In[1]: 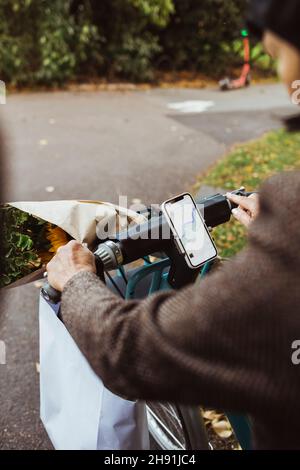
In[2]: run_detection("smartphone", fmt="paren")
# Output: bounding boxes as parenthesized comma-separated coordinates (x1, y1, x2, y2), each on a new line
(162, 192, 218, 269)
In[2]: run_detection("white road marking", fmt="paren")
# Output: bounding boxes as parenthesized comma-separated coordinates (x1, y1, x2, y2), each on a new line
(168, 100, 215, 114)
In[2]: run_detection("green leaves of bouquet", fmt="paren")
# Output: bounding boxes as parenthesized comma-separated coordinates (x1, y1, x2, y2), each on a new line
(0, 206, 50, 287)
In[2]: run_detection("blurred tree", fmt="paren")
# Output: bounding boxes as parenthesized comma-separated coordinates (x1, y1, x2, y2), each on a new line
(0, 0, 38, 85)
(76, 0, 174, 81)
(159, 0, 248, 74)
(0, 0, 101, 85)
(131, 0, 174, 26)
(0, 0, 249, 85)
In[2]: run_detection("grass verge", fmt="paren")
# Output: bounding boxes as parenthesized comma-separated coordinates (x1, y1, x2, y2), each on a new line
(193, 129, 300, 258)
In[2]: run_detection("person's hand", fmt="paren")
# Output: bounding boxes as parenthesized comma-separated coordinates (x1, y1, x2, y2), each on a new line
(226, 193, 260, 228)
(46, 240, 96, 292)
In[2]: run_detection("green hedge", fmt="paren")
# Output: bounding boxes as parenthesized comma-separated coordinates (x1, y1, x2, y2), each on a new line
(0, 0, 102, 85)
(0, 0, 248, 86)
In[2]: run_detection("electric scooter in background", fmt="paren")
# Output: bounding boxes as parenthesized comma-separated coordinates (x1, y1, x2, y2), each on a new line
(219, 29, 251, 91)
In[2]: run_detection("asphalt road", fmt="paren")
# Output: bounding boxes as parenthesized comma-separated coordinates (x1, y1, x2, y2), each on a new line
(0, 84, 294, 449)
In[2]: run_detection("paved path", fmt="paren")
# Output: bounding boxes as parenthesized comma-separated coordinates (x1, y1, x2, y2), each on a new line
(0, 84, 294, 449)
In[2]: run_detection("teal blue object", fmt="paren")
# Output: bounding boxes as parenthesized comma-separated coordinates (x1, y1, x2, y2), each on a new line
(200, 261, 211, 278)
(117, 265, 126, 278)
(125, 258, 171, 300)
(226, 413, 252, 450)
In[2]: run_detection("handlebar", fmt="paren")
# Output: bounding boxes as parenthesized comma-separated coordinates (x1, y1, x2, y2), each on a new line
(41, 188, 254, 303)
(93, 188, 253, 270)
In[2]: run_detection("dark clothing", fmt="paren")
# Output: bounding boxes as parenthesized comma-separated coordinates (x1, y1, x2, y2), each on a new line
(62, 171, 300, 449)
(248, 0, 300, 51)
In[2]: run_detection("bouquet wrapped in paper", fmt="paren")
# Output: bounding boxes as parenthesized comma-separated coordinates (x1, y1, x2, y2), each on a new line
(0, 200, 145, 288)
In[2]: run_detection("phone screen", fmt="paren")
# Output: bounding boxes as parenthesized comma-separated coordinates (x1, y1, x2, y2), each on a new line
(164, 193, 217, 268)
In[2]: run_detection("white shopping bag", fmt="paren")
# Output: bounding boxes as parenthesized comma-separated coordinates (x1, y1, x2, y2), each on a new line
(39, 295, 149, 450)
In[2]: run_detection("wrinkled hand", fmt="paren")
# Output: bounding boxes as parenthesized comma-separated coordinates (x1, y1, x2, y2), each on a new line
(226, 193, 260, 228)
(47, 240, 96, 292)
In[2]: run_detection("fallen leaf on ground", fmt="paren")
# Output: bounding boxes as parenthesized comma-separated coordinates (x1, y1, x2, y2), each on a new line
(212, 419, 233, 439)
(202, 410, 223, 421)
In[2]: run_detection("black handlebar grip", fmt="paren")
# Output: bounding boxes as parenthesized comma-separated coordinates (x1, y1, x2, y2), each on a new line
(41, 281, 62, 304)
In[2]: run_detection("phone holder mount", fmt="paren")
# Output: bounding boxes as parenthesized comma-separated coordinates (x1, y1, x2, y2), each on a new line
(164, 237, 201, 289)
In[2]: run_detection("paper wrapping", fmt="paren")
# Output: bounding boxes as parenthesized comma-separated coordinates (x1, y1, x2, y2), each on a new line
(9, 200, 145, 245)
(5, 200, 146, 288)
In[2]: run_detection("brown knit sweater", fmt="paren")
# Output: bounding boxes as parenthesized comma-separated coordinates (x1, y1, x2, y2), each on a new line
(62, 171, 300, 450)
